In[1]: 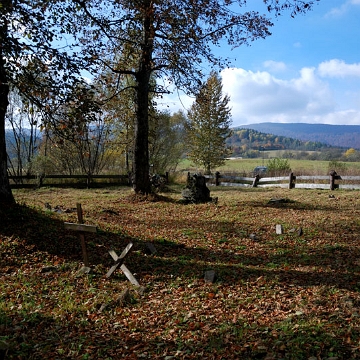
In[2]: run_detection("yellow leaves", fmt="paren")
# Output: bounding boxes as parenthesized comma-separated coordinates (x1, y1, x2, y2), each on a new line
(345, 148, 358, 158)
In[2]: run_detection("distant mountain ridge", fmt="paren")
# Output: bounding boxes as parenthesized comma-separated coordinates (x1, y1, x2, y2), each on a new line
(235, 123, 360, 150)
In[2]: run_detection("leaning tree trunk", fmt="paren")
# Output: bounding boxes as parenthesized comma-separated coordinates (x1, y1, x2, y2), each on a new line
(0, 16, 15, 206)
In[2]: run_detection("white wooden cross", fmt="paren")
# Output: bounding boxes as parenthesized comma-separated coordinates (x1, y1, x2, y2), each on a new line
(106, 242, 139, 286)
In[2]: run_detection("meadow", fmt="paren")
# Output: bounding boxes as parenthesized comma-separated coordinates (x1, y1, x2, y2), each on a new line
(179, 157, 360, 176)
(1, 183, 360, 359)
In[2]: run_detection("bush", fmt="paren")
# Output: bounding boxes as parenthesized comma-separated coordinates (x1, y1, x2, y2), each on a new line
(328, 160, 346, 174)
(267, 158, 291, 176)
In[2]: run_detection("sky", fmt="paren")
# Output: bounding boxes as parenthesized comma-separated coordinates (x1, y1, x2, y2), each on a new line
(160, 0, 360, 128)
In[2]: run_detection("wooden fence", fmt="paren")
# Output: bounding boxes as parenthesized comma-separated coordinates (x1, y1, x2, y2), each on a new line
(8, 172, 170, 189)
(9, 174, 130, 188)
(206, 171, 360, 190)
(9, 171, 360, 190)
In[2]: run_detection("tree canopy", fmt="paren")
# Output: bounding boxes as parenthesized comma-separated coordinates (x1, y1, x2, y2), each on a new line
(0, 0, 96, 204)
(57, 0, 317, 193)
(0, 0, 320, 202)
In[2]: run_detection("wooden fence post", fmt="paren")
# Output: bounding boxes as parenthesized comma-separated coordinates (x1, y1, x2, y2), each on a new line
(252, 174, 260, 188)
(215, 171, 220, 186)
(86, 173, 91, 189)
(330, 170, 341, 190)
(288, 172, 296, 189)
(37, 173, 45, 188)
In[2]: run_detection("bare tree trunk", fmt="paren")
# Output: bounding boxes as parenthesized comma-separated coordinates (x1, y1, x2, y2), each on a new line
(0, 46, 15, 205)
(133, 71, 151, 194)
(132, 2, 153, 194)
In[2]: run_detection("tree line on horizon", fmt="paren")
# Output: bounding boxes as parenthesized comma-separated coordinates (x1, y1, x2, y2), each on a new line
(7, 104, 360, 183)
(235, 123, 360, 150)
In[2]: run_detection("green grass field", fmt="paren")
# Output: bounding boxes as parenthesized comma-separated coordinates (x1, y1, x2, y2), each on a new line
(178, 157, 360, 176)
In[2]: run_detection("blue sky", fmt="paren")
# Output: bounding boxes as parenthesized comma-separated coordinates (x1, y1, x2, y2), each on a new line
(162, 0, 360, 127)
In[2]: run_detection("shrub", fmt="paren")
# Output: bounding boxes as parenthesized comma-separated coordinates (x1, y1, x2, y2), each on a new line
(267, 157, 291, 176)
(328, 160, 346, 174)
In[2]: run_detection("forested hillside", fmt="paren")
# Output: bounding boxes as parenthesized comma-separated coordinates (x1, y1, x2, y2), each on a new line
(227, 128, 335, 158)
(237, 123, 360, 150)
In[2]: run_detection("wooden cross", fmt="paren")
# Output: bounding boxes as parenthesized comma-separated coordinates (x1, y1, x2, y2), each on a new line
(64, 203, 96, 268)
(106, 242, 139, 286)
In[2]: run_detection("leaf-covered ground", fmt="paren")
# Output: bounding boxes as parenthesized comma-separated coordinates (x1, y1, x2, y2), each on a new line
(1, 186, 360, 359)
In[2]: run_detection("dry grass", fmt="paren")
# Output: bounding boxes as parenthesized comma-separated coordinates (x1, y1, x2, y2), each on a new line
(1, 185, 360, 359)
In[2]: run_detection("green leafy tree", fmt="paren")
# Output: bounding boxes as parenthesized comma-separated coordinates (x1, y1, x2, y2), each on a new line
(185, 72, 232, 174)
(60, 0, 317, 194)
(149, 110, 186, 174)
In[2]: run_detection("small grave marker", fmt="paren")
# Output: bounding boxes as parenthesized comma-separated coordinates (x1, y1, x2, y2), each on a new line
(204, 270, 216, 283)
(276, 224, 283, 235)
(145, 242, 157, 255)
(106, 242, 139, 286)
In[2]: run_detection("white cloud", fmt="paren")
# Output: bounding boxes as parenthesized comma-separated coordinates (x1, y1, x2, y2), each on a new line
(157, 89, 194, 114)
(315, 110, 360, 125)
(318, 59, 360, 78)
(263, 60, 287, 72)
(159, 61, 360, 127)
(325, 0, 360, 17)
(325, 4, 348, 17)
(220, 67, 336, 125)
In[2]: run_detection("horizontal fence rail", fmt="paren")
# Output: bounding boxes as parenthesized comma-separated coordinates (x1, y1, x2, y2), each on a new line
(205, 171, 360, 190)
(9, 174, 130, 188)
(8, 172, 170, 189)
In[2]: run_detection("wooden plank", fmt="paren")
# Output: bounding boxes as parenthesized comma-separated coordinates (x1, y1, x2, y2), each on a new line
(106, 263, 120, 278)
(118, 242, 133, 261)
(8, 175, 37, 180)
(211, 182, 250, 188)
(64, 222, 97, 233)
(109, 249, 119, 261)
(79, 233, 90, 267)
(259, 176, 289, 182)
(219, 175, 257, 181)
(340, 176, 360, 181)
(257, 184, 289, 188)
(106, 243, 134, 279)
(294, 183, 330, 189)
(339, 184, 360, 190)
(296, 175, 329, 180)
(120, 264, 140, 286)
(13, 174, 128, 180)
